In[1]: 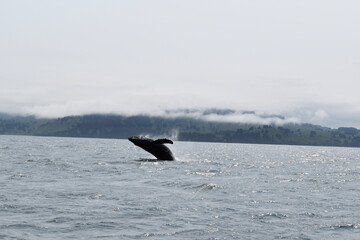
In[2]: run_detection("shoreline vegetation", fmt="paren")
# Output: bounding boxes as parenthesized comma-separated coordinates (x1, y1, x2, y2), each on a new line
(1, 112, 360, 148)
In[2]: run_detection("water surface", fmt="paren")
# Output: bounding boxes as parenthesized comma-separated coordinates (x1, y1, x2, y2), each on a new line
(1, 135, 360, 239)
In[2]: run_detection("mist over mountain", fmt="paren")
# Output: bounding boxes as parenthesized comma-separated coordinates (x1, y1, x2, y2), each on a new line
(1, 109, 360, 147)
(129, 108, 298, 125)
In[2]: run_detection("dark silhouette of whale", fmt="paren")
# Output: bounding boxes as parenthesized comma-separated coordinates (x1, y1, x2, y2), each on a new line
(128, 136, 175, 160)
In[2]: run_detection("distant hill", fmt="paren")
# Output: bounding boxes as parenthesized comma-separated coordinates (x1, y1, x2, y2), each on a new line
(1, 111, 360, 147)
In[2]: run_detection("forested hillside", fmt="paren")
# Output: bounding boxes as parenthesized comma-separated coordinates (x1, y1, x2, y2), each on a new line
(1, 113, 360, 147)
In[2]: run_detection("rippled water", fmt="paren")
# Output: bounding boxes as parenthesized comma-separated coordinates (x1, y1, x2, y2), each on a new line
(1, 135, 360, 239)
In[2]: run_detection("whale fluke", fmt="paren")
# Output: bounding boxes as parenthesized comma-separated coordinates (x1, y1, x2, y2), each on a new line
(128, 136, 175, 160)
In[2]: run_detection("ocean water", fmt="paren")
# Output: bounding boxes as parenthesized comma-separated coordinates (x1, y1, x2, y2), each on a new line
(1, 135, 360, 240)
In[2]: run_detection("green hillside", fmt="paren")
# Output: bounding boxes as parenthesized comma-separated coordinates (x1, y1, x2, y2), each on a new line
(1, 113, 360, 147)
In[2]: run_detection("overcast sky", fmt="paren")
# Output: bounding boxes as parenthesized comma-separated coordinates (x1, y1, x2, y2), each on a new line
(1, 0, 359, 128)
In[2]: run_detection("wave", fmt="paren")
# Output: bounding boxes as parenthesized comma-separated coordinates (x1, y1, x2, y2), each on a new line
(328, 223, 360, 230)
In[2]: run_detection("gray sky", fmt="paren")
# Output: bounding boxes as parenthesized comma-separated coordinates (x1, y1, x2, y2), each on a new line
(1, 0, 359, 128)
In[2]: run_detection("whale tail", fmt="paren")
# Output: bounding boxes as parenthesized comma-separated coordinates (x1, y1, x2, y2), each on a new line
(128, 136, 175, 160)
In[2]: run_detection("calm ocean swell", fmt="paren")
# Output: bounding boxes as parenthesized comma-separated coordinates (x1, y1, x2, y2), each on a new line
(1, 135, 360, 239)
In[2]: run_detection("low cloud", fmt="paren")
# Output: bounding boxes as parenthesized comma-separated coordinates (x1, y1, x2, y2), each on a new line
(5, 98, 359, 129)
(146, 109, 301, 126)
